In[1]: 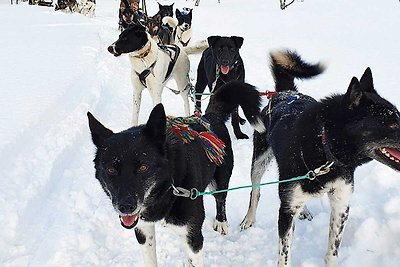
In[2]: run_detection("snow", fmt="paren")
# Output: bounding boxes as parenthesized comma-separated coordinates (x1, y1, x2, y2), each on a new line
(1, 0, 399, 266)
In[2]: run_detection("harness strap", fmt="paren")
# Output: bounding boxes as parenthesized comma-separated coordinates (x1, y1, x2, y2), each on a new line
(136, 60, 156, 87)
(158, 44, 181, 83)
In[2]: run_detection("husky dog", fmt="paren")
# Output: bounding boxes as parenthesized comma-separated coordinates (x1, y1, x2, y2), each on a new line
(55, 0, 96, 17)
(107, 24, 191, 126)
(174, 8, 193, 47)
(88, 81, 265, 266)
(240, 50, 400, 266)
(118, 0, 139, 31)
(157, 2, 174, 19)
(195, 35, 248, 139)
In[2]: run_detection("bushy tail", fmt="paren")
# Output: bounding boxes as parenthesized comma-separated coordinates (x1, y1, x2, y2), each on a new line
(183, 39, 209, 55)
(270, 50, 325, 92)
(205, 81, 265, 133)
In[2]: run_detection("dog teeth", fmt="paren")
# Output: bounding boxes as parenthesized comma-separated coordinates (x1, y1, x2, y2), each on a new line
(379, 148, 400, 163)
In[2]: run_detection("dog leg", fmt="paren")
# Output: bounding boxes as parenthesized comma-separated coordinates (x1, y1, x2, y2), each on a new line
(231, 107, 249, 139)
(240, 135, 271, 230)
(194, 57, 207, 113)
(298, 205, 313, 221)
(185, 228, 204, 267)
(169, 222, 204, 266)
(325, 181, 353, 267)
(135, 223, 157, 267)
(211, 151, 233, 235)
(278, 186, 309, 267)
(174, 72, 191, 116)
(132, 78, 144, 126)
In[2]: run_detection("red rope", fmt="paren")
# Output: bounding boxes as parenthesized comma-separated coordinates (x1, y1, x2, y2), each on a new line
(259, 91, 277, 99)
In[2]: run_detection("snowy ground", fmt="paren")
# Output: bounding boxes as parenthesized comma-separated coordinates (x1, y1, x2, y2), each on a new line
(1, 0, 400, 266)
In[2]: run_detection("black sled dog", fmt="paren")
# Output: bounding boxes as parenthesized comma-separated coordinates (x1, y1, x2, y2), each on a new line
(239, 50, 400, 266)
(88, 81, 265, 266)
(195, 35, 248, 140)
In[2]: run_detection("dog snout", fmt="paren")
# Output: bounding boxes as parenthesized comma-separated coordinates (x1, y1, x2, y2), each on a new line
(183, 23, 190, 30)
(118, 203, 137, 214)
(221, 59, 230, 66)
(107, 44, 116, 53)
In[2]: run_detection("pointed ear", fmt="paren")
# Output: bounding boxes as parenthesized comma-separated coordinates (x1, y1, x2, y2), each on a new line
(344, 77, 363, 109)
(207, 36, 220, 47)
(143, 104, 166, 145)
(359, 67, 376, 94)
(231, 36, 244, 48)
(175, 8, 181, 17)
(87, 112, 113, 147)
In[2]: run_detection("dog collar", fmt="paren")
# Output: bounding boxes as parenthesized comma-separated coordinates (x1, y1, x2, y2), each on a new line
(134, 41, 152, 59)
(320, 125, 345, 167)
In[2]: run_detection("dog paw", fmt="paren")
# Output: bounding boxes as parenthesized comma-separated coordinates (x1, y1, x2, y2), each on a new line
(298, 206, 314, 221)
(236, 133, 249, 139)
(213, 220, 229, 235)
(239, 118, 246, 125)
(239, 217, 255, 230)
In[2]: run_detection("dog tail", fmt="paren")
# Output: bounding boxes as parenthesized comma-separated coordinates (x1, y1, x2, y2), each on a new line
(183, 39, 209, 55)
(270, 50, 325, 92)
(205, 81, 266, 133)
(162, 16, 178, 28)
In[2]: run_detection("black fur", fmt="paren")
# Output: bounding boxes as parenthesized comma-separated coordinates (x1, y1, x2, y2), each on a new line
(88, 81, 263, 262)
(158, 3, 173, 19)
(195, 35, 248, 139)
(176, 8, 192, 31)
(107, 24, 148, 57)
(242, 50, 400, 265)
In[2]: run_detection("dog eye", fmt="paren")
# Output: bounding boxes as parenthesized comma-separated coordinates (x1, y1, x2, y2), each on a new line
(122, 36, 128, 41)
(138, 164, 149, 173)
(230, 48, 235, 52)
(106, 167, 118, 176)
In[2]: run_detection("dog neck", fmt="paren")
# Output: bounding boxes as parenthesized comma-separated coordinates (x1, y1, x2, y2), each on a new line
(129, 36, 159, 72)
(319, 122, 346, 168)
(176, 27, 192, 44)
(133, 40, 152, 59)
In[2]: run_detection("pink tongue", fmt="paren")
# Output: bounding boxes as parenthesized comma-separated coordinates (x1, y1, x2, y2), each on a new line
(386, 148, 400, 160)
(121, 214, 138, 227)
(220, 65, 230, 75)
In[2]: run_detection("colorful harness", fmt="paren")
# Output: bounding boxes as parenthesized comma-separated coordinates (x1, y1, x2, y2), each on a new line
(166, 116, 225, 165)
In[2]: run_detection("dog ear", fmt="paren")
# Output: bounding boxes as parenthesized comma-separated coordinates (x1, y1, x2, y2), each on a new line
(87, 112, 114, 147)
(359, 67, 376, 94)
(144, 104, 166, 145)
(207, 36, 221, 47)
(231, 36, 244, 48)
(175, 8, 181, 17)
(344, 77, 363, 109)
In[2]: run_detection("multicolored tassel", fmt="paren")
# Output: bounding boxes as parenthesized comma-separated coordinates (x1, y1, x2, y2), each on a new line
(166, 116, 225, 165)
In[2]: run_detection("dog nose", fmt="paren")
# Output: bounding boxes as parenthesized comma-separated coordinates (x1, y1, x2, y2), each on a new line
(118, 203, 136, 214)
(107, 44, 116, 54)
(221, 59, 230, 66)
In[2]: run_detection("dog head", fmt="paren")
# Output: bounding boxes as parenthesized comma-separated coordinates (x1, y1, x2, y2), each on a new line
(107, 24, 148, 57)
(207, 35, 244, 75)
(88, 104, 171, 228)
(338, 68, 400, 171)
(158, 2, 174, 18)
(144, 14, 162, 37)
(55, 0, 77, 11)
(176, 8, 192, 31)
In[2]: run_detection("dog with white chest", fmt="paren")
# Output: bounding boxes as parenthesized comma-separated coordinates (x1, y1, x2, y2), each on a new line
(107, 24, 192, 126)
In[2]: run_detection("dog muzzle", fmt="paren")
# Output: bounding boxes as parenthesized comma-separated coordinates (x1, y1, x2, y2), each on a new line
(119, 213, 140, 229)
(107, 43, 121, 57)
